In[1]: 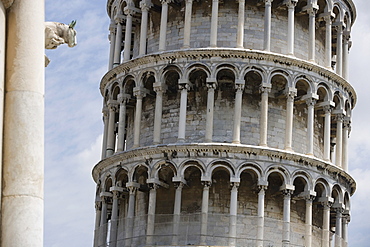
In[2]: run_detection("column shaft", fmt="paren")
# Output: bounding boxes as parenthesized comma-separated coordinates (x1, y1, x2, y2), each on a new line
(236, 0, 245, 48)
(159, 0, 170, 51)
(2, 1, 45, 246)
(106, 103, 117, 156)
(259, 87, 270, 146)
(335, 115, 343, 168)
(117, 96, 128, 152)
(256, 186, 266, 247)
(232, 84, 244, 144)
(205, 82, 216, 142)
(322, 203, 331, 247)
(109, 190, 121, 247)
(323, 106, 332, 161)
(133, 88, 145, 148)
(146, 185, 158, 246)
(342, 120, 350, 172)
(334, 209, 342, 247)
(308, 9, 316, 61)
(282, 190, 292, 247)
(109, 23, 116, 69)
(342, 33, 350, 80)
(139, 1, 152, 56)
(229, 183, 239, 246)
(264, 0, 272, 51)
(98, 196, 110, 246)
(125, 187, 137, 246)
(153, 84, 164, 144)
(101, 108, 109, 159)
(200, 182, 210, 245)
(123, 10, 134, 61)
(305, 198, 313, 247)
(172, 183, 183, 245)
(336, 24, 343, 76)
(93, 202, 102, 247)
(324, 15, 332, 68)
(113, 20, 123, 66)
(342, 216, 348, 247)
(178, 83, 189, 141)
(285, 91, 296, 150)
(287, 2, 296, 55)
(210, 0, 219, 47)
(183, 0, 193, 48)
(306, 98, 315, 155)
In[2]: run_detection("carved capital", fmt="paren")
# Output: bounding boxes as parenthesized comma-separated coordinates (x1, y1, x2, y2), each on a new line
(133, 87, 147, 99)
(235, 83, 245, 92)
(95, 201, 102, 211)
(202, 181, 212, 188)
(153, 82, 167, 93)
(117, 93, 131, 104)
(286, 89, 297, 100)
(335, 114, 344, 123)
(174, 182, 184, 190)
(281, 189, 293, 198)
(258, 185, 268, 192)
(306, 98, 316, 107)
(140, 0, 153, 11)
(323, 105, 332, 114)
(108, 102, 118, 112)
(285, 0, 298, 9)
(231, 182, 240, 190)
(178, 83, 191, 91)
(1, 0, 14, 9)
(160, 0, 173, 5)
(260, 86, 271, 94)
(124, 7, 136, 16)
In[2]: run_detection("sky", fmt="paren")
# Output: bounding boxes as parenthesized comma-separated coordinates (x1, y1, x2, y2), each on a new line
(44, 0, 370, 246)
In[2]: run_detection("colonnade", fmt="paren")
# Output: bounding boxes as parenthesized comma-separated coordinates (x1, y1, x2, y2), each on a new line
(101, 76, 352, 172)
(94, 175, 349, 247)
(107, 0, 352, 79)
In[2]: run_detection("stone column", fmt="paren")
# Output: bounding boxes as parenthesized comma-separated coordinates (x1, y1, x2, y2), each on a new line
(236, 0, 245, 48)
(106, 101, 117, 157)
(109, 186, 124, 247)
(342, 31, 350, 80)
(113, 15, 123, 67)
(133, 87, 146, 148)
(159, 0, 172, 51)
(139, 0, 152, 56)
(323, 14, 333, 69)
(146, 184, 158, 246)
(229, 182, 239, 246)
(98, 192, 112, 246)
(2, 1, 44, 246)
(232, 82, 245, 144)
(285, 89, 296, 151)
(307, 7, 317, 62)
(335, 114, 344, 168)
(259, 85, 271, 147)
(321, 200, 332, 247)
(263, 0, 273, 51)
(342, 119, 350, 172)
(172, 182, 184, 245)
(342, 214, 349, 247)
(205, 79, 217, 142)
(306, 98, 316, 155)
(153, 82, 167, 144)
(334, 208, 343, 247)
(108, 22, 117, 69)
(178, 80, 190, 142)
(323, 105, 332, 161)
(125, 185, 138, 246)
(210, 0, 219, 47)
(123, 7, 135, 61)
(101, 107, 109, 159)
(305, 195, 315, 247)
(282, 189, 293, 247)
(335, 22, 343, 76)
(256, 185, 267, 247)
(117, 94, 130, 152)
(93, 201, 102, 247)
(286, 0, 297, 55)
(183, 0, 193, 48)
(200, 181, 211, 245)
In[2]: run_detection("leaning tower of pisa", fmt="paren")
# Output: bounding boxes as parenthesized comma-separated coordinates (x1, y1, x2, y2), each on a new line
(93, 0, 356, 246)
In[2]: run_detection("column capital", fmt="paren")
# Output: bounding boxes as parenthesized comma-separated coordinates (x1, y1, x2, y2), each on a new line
(323, 104, 333, 114)
(306, 97, 316, 107)
(153, 82, 168, 93)
(133, 86, 148, 99)
(202, 181, 212, 188)
(185, 0, 193, 4)
(284, 0, 298, 8)
(178, 79, 192, 91)
(260, 85, 271, 94)
(258, 185, 268, 191)
(107, 101, 118, 112)
(231, 182, 240, 190)
(102, 106, 109, 116)
(173, 181, 184, 190)
(206, 78, 217, 89)
(160, 0, 173, 4)
(114, 14, 125, 25)
(117, 93, 131, 103)
(334, 113, 345, 122)
(140, 0, 153, 11)
(124, 6, 137, 16)
(95, 201, 102, 210)
(235, 83, 245, 92)
(302, 3, 319, 15)
(343, 117, 351, 129)
(285, 88, 297, 99)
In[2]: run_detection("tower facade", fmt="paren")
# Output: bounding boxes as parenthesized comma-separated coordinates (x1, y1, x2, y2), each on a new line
(93, 0, 357, 246)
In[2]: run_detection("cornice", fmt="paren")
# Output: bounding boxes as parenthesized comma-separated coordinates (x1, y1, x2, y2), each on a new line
(1, 0, 14, 9)
(99, 48, 357, 108)
(92, 143, 356, 195)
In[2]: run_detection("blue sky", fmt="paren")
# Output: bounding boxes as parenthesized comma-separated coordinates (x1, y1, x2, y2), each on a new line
(44, 0, 370, 246)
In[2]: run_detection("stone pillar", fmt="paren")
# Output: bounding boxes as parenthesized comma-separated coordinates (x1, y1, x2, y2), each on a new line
(159, 0, 172, 51)
(93, 201, 102, 247)
(335, 22, 343, 76)
(113, 15, 123, 67)
(117, 94, 130, 152)
(133, 87, 146, 148)
(109, 186, 124, 247)
(259, 85, 271, 147)
(307, 7, 317, 62)
(101, 107, 109, 159)
(335, 114, 344, 168)
(229, 182, 239, 246)
(342, 119, 350, 172)
(305, 195, 315, 247)
(285, 89, 296, 151)
(205, 79, 217, 142)
(178, 80, 190, 142)
(236, 0, 245, 48)
(146, 184, 158, 246)
(153, 82, 166, 144)
(263, 0, 273, 51)
(232, 82, 245, 144)
(98, 192, 112, 246)
(125, 185, 138, 246)
(342, 214, 349, 247)
(306, 98, 316, 155)
(183, 0, 193, 48)
(2, 1, 45, 246)
(282, 189, 293, 247)
(108, 22, 116, 69)
(210, 0, 219, 47)
(139, 0, 152, 56)
(256, 185, 267, 247)
(286, 0, 297, 55)
(323, 14, 333, 69)
(323, 105, 332, 161)
(334, 208, 343, 247)
(106, 101, 117, 157)
(200, 181, 211, 245)
(321, 200, 332, 247)
(342, 31, 350, 80)
(172, 182, 184, 245)
(123, 7, 135, 62)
